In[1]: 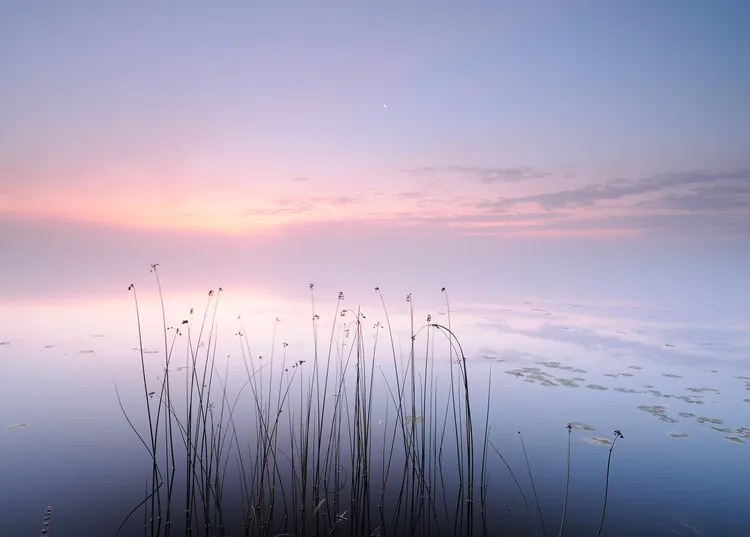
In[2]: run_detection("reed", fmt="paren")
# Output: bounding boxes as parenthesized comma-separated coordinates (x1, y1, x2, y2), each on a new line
(519, 430, 547, 537)
(595, 430, 624, 537)
(558, 422, 573, 537)
(116, 269, 626, 537)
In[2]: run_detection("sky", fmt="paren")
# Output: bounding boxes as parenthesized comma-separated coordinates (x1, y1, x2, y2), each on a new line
(1, 1, 749, 304)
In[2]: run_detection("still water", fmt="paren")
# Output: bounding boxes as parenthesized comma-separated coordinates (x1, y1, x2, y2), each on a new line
(1, 284, 748, 536)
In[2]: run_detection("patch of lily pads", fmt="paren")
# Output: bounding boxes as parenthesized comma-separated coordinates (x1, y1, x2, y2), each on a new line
(536, 361, 576, 371)
(686, 387, 720, 394)
(696, 416, 724, 425)
(614, 387, 646, 394)
(569, 422, 596, 431)
(583, 437, 612, 446)
(638, 405, 679, 423)
(7, 422, 27, 430)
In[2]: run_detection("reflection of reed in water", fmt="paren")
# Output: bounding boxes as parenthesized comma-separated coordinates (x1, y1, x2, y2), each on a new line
(40, 505, 52, 536)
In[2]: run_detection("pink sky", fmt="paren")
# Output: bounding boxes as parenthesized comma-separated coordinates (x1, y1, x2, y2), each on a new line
(1, 2, 748, 305)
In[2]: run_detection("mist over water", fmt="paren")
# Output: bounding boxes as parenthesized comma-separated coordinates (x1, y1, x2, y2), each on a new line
(2, 265, 748, 536)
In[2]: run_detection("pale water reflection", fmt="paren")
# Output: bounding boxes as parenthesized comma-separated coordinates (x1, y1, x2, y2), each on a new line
(1, 286, 749, 536)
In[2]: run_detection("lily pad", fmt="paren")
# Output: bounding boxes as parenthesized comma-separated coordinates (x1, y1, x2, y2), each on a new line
(668, 432, 689, 439)
(678, 412, 696, 418)
(696, 416, 724, 425)
(686, 387, 720, 394)
(614, 387, 644, 394)
(725, 436, 746, 444)
(570, 422, 596, 431)
(585, 384, 608, 391)
(583, 437, 612, 446)
(672, 395, 704, 405)
(638, 405, 679, 422)
(639, 405, 667, 414)
(7, 422, 27, 430)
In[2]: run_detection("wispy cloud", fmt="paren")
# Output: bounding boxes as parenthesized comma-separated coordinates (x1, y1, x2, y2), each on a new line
(404, 165, 548, 183)
(483, 170, 750, 210)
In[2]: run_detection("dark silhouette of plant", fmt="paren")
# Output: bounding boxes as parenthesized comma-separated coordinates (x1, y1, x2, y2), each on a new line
(595, 429, 624, 537)
(558, 422, 573, 537)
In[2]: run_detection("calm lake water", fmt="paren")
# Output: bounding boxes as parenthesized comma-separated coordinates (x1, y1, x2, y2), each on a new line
(1, 285, 749, 536)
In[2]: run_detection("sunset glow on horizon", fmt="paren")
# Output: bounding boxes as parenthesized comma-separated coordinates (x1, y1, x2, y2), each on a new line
(2, 1, 749, 301)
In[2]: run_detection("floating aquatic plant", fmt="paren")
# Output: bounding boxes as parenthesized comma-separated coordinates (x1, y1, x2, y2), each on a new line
(7, 422, 27, 430)
(696, 416, 724, 425)
(686, 387, 720, 394)
(584, 437, 612, 446)
(668, 432, 689, 439)
(613, 387, 644, 394)
(557, 378, 579, 388)
(638, 405, 679, 423)
(569, 422, 596, 432)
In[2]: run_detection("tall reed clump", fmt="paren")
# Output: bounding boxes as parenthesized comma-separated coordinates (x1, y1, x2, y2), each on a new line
(116, 273, 486, 537)
(116, 267, 627, 537)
